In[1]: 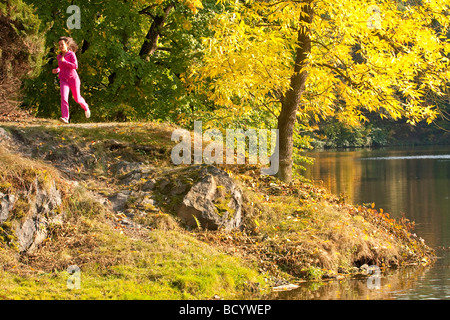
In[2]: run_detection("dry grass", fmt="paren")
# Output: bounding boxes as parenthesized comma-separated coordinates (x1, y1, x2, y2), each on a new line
(0, 142, 266, 299)
(194, 170, 434, 280)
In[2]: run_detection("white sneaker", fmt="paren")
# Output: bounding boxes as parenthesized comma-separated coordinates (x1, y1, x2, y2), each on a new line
(60, 117, 69, 124)
(85, 109, 91, 118)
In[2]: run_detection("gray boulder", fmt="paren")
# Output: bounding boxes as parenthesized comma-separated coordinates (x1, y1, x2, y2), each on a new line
(171, 166, 243, 231)
(108, 164, 244, 232)
(0, 127, 11, 143)
(0, 178, 64, 253)
(0, 193, 16, 223)
(108, 190, 132, 212)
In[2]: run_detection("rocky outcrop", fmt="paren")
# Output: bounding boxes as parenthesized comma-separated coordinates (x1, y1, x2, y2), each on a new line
(109, 163, 244, 232)
(0, 127, 11, 143)
(173, 166, 243, 231)
(0, 178, 64, 253)
(0, 193, 15, 223)
(2, 119, 246, 251)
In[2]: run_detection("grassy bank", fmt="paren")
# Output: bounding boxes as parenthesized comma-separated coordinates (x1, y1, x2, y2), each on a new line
(0, 120, 435, 299)
(0, 126, 264, 299)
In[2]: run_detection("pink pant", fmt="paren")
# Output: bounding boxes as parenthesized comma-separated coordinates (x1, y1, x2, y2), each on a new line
(60, 76, 89, 119)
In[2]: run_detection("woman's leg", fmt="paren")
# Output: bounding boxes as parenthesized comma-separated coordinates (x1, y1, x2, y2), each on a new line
(60, 79, 70, 119)
(69, 77, 89, 111)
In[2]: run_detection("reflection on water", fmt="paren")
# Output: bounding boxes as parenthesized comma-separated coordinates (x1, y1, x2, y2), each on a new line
(359, 155, 450, 160)
(270, 264, 443, 300)
(303, 146, 450, 248)
(279, 146, 450, 300)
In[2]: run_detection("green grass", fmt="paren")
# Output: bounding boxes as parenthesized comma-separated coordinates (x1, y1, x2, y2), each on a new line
(0, 227, 264, 299)
(0, 220, 265, 300)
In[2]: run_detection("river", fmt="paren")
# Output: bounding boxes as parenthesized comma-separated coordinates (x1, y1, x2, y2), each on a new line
(271, 146, 450, 300)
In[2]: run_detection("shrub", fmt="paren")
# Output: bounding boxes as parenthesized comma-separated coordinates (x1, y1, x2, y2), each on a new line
(0, 0, 46, 114)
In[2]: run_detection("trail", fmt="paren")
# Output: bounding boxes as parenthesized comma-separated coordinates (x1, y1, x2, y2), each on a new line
(0, 118, 143, 129)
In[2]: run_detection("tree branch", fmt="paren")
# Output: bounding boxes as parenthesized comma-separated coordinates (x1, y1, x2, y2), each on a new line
(139, 4, 174, 58)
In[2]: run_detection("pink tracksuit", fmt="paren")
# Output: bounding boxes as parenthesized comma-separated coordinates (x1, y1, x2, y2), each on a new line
(55, 50, 89, 119)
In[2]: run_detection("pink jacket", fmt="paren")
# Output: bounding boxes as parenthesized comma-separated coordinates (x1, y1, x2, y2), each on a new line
(55, 50, 79, 81)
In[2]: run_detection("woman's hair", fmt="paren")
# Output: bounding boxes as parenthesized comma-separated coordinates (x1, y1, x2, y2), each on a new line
(59, 36, 78, 53)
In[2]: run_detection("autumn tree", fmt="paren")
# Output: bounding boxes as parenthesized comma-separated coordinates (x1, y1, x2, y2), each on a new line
(189, 0, 450, 182)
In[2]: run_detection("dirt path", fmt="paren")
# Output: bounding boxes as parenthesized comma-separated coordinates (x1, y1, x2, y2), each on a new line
(0, 118, 139, 129)
(0, 109, 155, 129)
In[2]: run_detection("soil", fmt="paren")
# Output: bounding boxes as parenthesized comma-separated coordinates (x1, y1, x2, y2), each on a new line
(0, 109, 40, 123)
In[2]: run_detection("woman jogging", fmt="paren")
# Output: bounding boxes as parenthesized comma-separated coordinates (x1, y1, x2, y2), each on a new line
(52, 36, 90, 123)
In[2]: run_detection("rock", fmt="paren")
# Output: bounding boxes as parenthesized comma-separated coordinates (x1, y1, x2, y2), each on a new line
(142, 179, 156, 191)
(109, 164, 244, 232)
(108, 190, 131, 212)
(158, 179, 172, 193)
(117, 164, 155, 186)
(0, 193, 16, 223)
(360, 264, 370, 273)
(119, 170, 143, 186)
(0, 127, 11, 142)
(337, 266, 348, 274)
(111, 161, 142, 175)
(19, 180, 63, 253)
(272, 283, 300, 292)
(105, 139, 127, 150)
(170, 181, 188, 196)
(0, 178, 65, 253)
(109, 189, 160, 216)
(16, 216, 48, 253)
(141, 196, 158, 211)
(34, 180, 62, 213)
(173, 165, 243, 231)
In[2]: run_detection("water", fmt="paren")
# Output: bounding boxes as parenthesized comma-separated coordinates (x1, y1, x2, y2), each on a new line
(272, 146, 450, 300)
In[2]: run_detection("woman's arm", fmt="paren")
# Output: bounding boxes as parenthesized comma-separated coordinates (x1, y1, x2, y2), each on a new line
(59, 51, 78, 70)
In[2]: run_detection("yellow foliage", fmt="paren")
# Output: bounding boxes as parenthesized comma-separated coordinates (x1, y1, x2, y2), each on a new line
(181, 0, 203, 14)
(188, 0, 449, 126)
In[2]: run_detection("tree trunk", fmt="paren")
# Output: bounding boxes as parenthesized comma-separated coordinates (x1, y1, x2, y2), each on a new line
(107, 4, 174, 87)
(139, 4, 174, 58)
(276, 2, 314, 183)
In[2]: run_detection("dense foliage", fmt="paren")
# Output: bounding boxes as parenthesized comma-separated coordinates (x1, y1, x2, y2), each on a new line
(5, 0, 449, 176)
(21, 0, 219, 123)
(0, 0, 45, 114)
